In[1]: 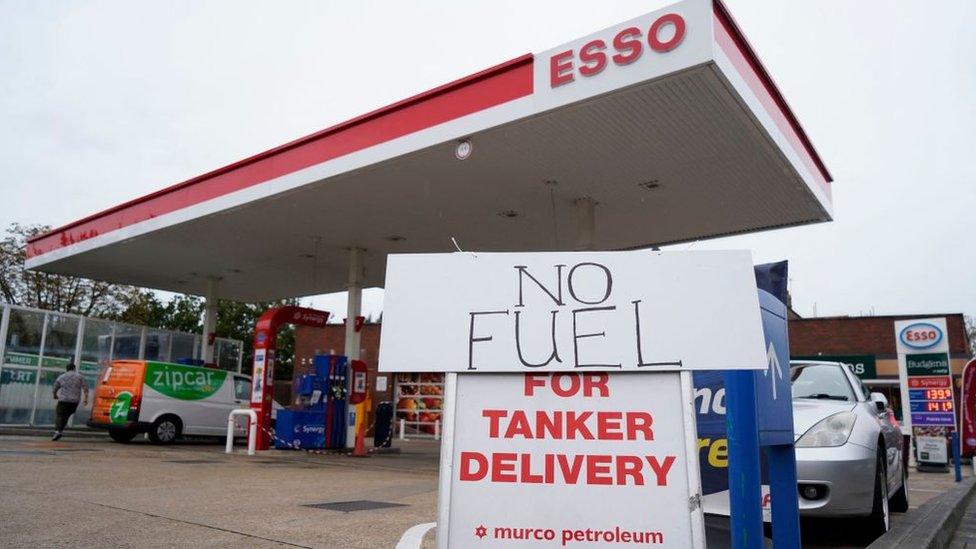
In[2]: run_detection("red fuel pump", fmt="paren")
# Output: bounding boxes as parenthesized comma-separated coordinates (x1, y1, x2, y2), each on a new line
(250, 306, 330, 451)
(349, 360, 368, 405)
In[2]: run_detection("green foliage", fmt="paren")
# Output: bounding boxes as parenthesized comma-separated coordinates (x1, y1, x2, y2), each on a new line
(216, 299, 300, 380)
(0, 223, 139, 316)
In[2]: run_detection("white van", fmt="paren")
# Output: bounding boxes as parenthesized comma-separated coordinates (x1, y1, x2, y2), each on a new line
(89, 360, 252, 444)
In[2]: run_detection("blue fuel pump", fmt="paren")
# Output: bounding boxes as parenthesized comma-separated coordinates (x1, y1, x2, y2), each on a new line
(275, 354, 348, 449)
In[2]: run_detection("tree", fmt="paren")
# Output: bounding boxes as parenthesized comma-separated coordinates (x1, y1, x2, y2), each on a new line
(112, 292, 203, 333)
(966, 315, 976, 357)
(0, 223, 138, 316)
(215, 299, 299, 380)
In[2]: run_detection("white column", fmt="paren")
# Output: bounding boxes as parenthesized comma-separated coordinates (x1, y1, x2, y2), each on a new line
(344, 248, 364, 361)
(345, 248, 364, 447)
(574, 197, 596, 251)
(202, 278, 219, 364)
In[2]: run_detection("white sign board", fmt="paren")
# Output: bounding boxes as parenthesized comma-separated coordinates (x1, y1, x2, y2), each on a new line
(441, 372, 702, 548)
(916, 436, 948, 465)
(894, 317, 954, 434)
(379, 251, 765, 372)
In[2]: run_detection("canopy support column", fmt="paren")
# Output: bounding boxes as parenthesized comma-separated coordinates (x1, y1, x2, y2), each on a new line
(345, 248, 365, 447)
(574, 197, 596, 251)
(202, 277, 219, 364)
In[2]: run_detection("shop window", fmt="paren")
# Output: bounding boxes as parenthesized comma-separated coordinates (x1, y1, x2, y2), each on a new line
(395, 373, 444, 437)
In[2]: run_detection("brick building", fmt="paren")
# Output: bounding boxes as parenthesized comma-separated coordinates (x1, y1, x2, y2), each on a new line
(789, 313, 972, 422)
(789, 313, 972, 379)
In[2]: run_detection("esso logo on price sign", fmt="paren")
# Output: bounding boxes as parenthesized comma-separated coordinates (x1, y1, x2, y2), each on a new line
(550, 13, 686, 88)
(899, 323, 943, 349)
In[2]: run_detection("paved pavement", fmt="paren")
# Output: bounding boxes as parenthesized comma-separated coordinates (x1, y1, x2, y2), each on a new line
(0, 433, 440, 548)
(0, 432, 970, 548)
(951, 482, 976, 548)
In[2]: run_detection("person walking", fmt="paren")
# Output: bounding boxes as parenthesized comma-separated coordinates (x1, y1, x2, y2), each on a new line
(52, 362, 89, 441)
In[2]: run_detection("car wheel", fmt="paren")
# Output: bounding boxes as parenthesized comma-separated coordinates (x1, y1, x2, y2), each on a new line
(863, 447, 890, 538)
(148, 416, 181, 444)
(889, 456, 910, 513)
(108, 428, 138, 443)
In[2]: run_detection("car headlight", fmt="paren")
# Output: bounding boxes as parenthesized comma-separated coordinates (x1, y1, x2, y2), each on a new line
(796, 411, 856, 448)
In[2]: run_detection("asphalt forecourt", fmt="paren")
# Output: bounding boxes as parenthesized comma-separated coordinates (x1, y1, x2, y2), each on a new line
(0, 434, 440, 549)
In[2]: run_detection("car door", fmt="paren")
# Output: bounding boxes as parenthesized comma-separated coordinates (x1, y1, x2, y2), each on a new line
(853, 373, 902, 489)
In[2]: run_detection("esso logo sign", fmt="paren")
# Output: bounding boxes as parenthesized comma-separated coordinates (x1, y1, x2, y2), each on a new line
(900, 323, 943, 349)
(550, 13, 686, 88)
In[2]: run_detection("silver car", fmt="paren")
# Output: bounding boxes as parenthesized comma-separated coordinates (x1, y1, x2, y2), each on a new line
(791, 360, 908, 537)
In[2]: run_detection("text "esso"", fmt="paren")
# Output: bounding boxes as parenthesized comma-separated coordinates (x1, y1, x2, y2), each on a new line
(550, 13, 686, 88)
(900, 323, 943, 349)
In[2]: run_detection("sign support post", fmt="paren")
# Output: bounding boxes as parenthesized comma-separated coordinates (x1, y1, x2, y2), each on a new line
(725, 370, 763, 548)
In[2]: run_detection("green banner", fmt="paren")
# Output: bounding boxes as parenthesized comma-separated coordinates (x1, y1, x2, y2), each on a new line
(3, 351, 99, 371)
(906, 353, 950, 376)
(792, 355, 877, 380)
(0, 368, 36, 385)
(145, 362, 226, 400)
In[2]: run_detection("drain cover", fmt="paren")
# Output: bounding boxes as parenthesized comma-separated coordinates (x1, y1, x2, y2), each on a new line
(164, 459, 220, 464)
(304, 500, 407, 512)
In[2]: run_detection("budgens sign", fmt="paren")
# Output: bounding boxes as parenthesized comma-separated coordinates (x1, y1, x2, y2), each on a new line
(145, 362, 226, 400)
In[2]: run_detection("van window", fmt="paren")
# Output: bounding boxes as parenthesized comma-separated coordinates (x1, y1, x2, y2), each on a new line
(234, 377, 251, 401)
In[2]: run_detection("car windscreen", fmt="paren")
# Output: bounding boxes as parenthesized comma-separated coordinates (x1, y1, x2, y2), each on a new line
(790, 364, 854, 401)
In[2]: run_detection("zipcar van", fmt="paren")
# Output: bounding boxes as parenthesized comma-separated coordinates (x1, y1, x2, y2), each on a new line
(89, 360, 252, 444)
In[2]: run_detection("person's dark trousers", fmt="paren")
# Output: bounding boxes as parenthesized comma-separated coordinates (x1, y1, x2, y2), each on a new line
(55, 401, 79, 432)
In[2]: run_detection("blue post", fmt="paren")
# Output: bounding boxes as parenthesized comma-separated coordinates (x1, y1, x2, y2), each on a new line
(952, 430, 962, 483)
(768, 444, 801, 547)
(725, 369, 763, 548)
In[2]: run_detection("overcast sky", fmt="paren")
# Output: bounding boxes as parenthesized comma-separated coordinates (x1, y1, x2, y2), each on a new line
(1, 0, 973, 322)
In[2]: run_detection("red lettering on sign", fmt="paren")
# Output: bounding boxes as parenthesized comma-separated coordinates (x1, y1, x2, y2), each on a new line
(550, 50, 575, 87)
(491, 452, 518, 482)
(557, 454, 585, 483)
(586, 454, 614, 485)
(459, 451, 488, 481)
(548, 13, 686, 88)
(553, 373, 581, 397)
(626, 411, 654, 440)
(646, 455, 676, 486)
(578, 39, 608, 77)
(483, 409, 506, 437)
(566, 411, 595, 439)
(597, 411, 623, 440)
(616, 455, 644, 485)
(520, 453, 544, 483)
(612, 27, 643, 65)
(504, 410, 534, 439)
(648, 13, 685, 52)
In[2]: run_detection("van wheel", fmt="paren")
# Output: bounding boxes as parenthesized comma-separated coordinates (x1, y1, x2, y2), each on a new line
(889, 457, 909, 513)
(862, 447, 890, 539)
(148, 416, 181, 444)
(108, 428, 137, 443)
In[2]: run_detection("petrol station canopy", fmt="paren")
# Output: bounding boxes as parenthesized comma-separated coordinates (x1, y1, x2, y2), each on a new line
(26, 0, 832, 302)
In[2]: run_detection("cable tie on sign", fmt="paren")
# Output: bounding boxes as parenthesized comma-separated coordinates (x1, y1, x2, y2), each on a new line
(450, 237, 477, 258)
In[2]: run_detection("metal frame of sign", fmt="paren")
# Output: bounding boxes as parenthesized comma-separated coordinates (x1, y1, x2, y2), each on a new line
(435, 371, 706, 549)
